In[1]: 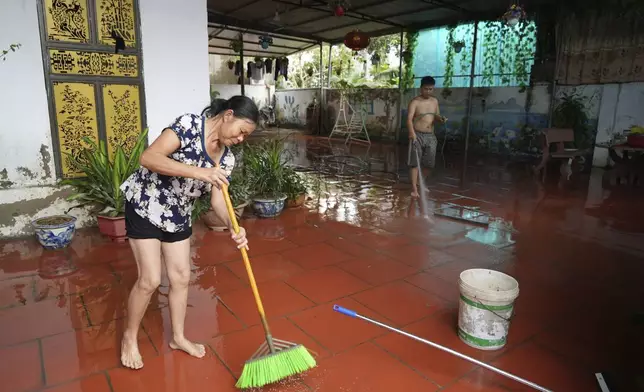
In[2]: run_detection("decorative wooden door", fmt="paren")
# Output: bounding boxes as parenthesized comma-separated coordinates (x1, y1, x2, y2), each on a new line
(38, 0, 146, 178)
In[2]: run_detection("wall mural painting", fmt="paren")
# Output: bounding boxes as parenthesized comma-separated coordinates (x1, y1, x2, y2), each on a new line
(279, 95, 304, 126)
(45, 0, 90, 43)
(102, 84, 142, 157)
(49, 49, 138, 77)
(96, 0, 137, 47)
(52, 82, 100, 177)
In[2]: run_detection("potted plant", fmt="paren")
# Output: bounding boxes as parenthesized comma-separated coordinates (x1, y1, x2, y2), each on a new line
(31, 215, 77, 250)
(193, 168, 251, 230)
(227, 59, 235, 70)
(241, 139, 290, 218)
(62, 129, 148, 242)
(284, 170, 307, 208)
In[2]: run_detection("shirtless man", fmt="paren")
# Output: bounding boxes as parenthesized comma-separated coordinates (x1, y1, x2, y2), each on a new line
(407, 76, 447, 198)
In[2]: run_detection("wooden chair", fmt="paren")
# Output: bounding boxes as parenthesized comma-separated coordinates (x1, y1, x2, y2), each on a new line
(533, 128, 586, 182)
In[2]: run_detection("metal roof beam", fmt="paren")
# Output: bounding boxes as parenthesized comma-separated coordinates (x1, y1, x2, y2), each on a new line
(327, 10, 500, 44)
(310, 4, 443, 34)
(226, 0, 265, 15)
(282, 0, 384, 28)
(208, 45, 289, 56)
(270, 0, 403, 28)
(210, 35, 303, 51)
(207, 12, 328, 43)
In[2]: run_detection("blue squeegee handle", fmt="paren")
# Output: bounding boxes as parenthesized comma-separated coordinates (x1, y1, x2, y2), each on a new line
(332, 305, 552, 392)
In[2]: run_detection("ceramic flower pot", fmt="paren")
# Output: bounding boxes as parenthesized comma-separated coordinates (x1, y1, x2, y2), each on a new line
(202, 203, 247, 231)
(97, 215, 127, 242)
(252, 195, 287, 218)
(286, 193, 306, 208)
(32, 215, 77, 250)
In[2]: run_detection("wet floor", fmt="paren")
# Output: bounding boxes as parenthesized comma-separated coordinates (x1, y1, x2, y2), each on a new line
(1, 134, 643, 391)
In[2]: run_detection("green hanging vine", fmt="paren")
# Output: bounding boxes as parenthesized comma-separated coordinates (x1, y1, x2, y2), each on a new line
(442, 25, 456, 98)
(479, 20, 536, 90)
(459, 24, 473, 76)
(401, 30, 419, 91)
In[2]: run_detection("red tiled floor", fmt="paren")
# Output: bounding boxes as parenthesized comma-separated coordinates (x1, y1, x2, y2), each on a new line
(405, 271, 461, 305)
(1, 144, 642, 391)
(41, 373, 111, 392)
(287, 265, 370, 304)
(352, 280, 446, 326)
(0, 340, 43, 392)
(41, 319, 157, 386)
(0, 297, 83, 347)
(218, 280, 314, 326)
(280, 242, 353, 270)
(0, 276, 32, 308)
(209, 317, 330, 377)
(303, 342, 439, 391)
(142, 296, 244, 353)
(281, 224, 336, 246)
(339, 254, 418, 285)
(288, 297, 387, 353)
(225, 252, 304, 283)
(488, 341, 597, 391)
(107, 349, 237, 392)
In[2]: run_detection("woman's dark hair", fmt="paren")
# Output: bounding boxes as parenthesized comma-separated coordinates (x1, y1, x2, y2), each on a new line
(201, 95, 259, 123)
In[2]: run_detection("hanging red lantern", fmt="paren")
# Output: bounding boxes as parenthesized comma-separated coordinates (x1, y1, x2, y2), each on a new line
(334, 5, 345, 16)
(343, 30, 369, 51)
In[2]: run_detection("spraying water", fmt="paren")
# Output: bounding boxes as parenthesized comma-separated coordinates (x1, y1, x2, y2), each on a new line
(412, 142, 433, 221)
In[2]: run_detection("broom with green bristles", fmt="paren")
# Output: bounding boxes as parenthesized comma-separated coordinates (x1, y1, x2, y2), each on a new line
(220, 183, 316, 389)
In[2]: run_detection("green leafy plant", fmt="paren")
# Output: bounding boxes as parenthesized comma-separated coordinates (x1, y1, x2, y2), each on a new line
(237, 137, 303, 200)
(191, 167, 252, 221)
(553, 92, 594, 149)
(1, 43, 21, 62)
(401, 30, 418, 91)
(62, 129, 148, 217)
(283, 170, 307, 201)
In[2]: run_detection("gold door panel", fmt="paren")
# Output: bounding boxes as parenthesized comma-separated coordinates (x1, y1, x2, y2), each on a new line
(102, 84, 142, 158)
(49, 49, 138, 77)
(52, 82, 100, 177)
(96, 0, 137, 48)
(44, 0, 90, 43)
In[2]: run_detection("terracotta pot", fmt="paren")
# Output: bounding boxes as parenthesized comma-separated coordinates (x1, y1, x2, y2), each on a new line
(97, 215, 127, 242)
(286, 193, 306, 208)
(202, 203, 246, 231)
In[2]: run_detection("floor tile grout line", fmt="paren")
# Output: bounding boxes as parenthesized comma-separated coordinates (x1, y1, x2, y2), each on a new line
(214, 294, 248, 329)
(370, 340, 442, 390)
(37, 338, 47, 388)
(206, 342, 238, 382)
(103, 370, 115, 392)
(285, 315, 332, 358)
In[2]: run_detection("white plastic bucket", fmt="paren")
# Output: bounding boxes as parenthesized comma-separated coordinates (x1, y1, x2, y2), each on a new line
(457, 268, 519, 351)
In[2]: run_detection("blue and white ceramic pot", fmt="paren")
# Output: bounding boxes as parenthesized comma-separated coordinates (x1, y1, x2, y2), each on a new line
(32, 215, 77, 250)
(251, 195, 287, 218)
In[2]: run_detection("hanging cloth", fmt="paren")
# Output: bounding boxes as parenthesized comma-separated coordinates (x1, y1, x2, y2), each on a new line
(274, 58, 281, 81)
(234, 60, 241, 76)
(264, 58, 273, 73)
(246, 62, 252, 79)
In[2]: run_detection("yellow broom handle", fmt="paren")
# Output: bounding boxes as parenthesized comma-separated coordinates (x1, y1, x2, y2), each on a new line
(220, 184, 272, 338)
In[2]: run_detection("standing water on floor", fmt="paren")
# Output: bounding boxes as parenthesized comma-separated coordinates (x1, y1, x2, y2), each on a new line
(413, 143, 432, 219)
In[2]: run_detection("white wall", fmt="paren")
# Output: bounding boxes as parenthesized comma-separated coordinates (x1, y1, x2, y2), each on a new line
(140, 0, 210, 141)
(593, 83, 644, 166)
(0, 0, 212, 238)
(0, 0, 92, 237)
(0, 0, 55, 189)
(211, 83, 273, 108)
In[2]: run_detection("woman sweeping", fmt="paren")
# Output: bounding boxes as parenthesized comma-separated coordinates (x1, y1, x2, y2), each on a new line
(119, 96, 258, 369)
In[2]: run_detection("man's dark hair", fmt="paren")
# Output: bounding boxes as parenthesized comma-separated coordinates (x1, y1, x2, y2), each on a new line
(420, 76, 436, 87)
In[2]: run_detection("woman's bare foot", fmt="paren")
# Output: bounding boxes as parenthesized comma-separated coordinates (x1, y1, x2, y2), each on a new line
(411, 191, 420, 198)
(169, 337, 206, 358)
(121, 336, 144, 369)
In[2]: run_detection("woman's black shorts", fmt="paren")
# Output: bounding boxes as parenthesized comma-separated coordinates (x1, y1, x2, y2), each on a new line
(125, 201, 192, 243)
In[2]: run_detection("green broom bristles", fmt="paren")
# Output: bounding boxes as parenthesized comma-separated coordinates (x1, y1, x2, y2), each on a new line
(235, 345, 316, 389)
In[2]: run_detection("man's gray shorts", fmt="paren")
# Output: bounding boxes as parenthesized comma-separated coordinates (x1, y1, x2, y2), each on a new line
(408, 132, 438, 169)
